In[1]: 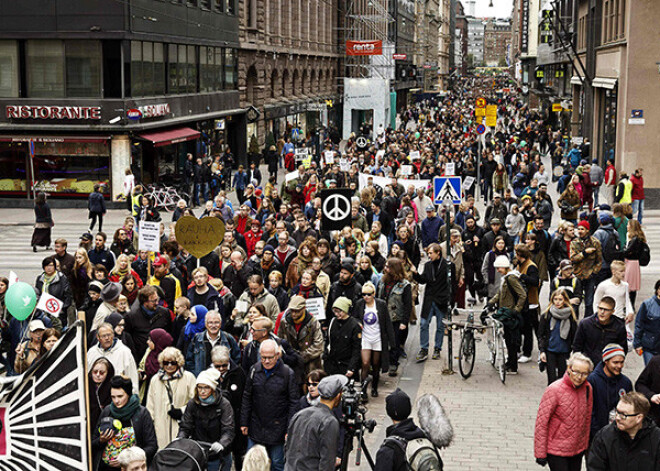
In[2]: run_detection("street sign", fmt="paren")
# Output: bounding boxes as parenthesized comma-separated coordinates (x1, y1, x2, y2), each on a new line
(476, 124, 486, 134)
(320, 189, 352, 230)
(433, 176, 462, 205)
(486, 105, 497, 117)
(486, 116, 497, 127)
(552, 103, 562, 112)
(475, 108, 486, 117)
(475, 97, 487, 108)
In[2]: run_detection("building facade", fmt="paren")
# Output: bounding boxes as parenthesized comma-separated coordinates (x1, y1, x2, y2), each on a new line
(454, 1, 468, 76)
(483, 19, 511, 67)
(0, 0, 244, 200)
(466, 17, 485, 66)
(237, 0, 340, 151)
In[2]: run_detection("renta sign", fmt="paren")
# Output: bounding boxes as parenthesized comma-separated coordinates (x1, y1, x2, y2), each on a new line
(6, 105, 101, 120)
(346, 40, 383, 56)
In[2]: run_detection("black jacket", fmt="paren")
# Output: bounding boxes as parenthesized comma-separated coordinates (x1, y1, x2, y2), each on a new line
(482, 229, 514, 253)
(124, 302, 173, 362)
(374, 418, 428, 471)
(92, 405, 157, 468)
(88, 247, 116, 273)
(572, 315, 628, 368)
(548, 236, 571, 275)
(636, 355, 660, 426)
(354, 298, 396, 371)
(588, 419, 660, 471)
(240, 360, 299, 445)
(34, 272, 73, 313)
(413, 258, 454, 320)
(178, 393, 235, 452)
(325, 315, 362, 375)
(88, 191, 106, 214)
(326, 279, 363, 321)
(186, 252, 221, 279)
(368, 210, 393, 236)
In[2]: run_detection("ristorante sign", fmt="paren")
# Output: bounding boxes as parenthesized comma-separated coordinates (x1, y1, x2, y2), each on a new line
(6, 105, 102, 120)
(346, 40, 383, 56)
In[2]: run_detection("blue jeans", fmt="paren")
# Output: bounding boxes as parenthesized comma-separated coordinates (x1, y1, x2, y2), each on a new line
(632, 199, 644, 223)
(420, 302, 445, 351)
(593, 186, 600, 206)
(194, 183, 209, 206)
(643, 350, 655, 365)
(248, 438, 284, 471)
(207, 454, 232, 471)
(583, 277, 597, 318)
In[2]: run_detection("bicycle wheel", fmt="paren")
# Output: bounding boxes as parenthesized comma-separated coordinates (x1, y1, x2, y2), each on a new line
(458, 330, 476, 379)
(486, 326, 496, 366)
(497, 334, 506, 384)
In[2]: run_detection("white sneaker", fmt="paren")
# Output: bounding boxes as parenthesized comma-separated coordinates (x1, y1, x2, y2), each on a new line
(519, 356, 531, 364)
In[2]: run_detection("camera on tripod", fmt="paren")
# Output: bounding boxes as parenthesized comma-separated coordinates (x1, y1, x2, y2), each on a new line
(339, 378, 377, 470)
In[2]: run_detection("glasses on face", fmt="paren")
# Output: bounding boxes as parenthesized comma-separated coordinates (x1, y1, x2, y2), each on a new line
(162, 360, 178, 366)
(615, 409, 641, 419)
(214, 363, 230, 370)
(569, 368, 589, 378)
(362, 292, 374, 297)
(261, 355, 276, 361)
(307, 382, 319, 387)
(250, 327, 267, 333)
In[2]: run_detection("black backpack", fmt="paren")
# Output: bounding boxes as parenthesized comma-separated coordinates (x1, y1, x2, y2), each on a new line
(639, 241, 651, 267)
(601, 229, 622, 264)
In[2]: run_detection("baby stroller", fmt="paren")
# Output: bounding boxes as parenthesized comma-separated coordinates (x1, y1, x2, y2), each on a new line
(152, 438, 208, 471)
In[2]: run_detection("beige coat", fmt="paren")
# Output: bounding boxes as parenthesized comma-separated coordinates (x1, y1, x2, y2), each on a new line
(146, 369, 197, 449)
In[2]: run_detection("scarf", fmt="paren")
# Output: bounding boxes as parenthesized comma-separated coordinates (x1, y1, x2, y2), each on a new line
(261, 258, 274, 271)
(200, 394, 216, 406)
(145, 329, 173, 378)
(42, 273, 56, 294)
(109, 394, 141, 422)
(184, 309, 207, 341)
(112, 266, 130, 280)
(549, 306, 573, 340)
(369, 231, 381, 242)
(306, 394, 321, 407)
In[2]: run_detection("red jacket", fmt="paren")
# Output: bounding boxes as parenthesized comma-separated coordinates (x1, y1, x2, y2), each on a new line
(534, 373, 593, 458)
(631, 174, 645, 200)
(244, 229, 263, 258)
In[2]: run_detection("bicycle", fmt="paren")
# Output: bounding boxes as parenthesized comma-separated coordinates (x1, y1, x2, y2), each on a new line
(483, 311, 507, 384)
(146, 184, 190, 212)
(443, 307, 485, 379)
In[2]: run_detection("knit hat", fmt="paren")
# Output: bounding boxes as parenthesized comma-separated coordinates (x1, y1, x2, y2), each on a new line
(602, 344, 625, 362)
(340, 262, 355, 274)
(101, 282, 122, 303)
(88, 281, 104, 294)
(493, 255, 510, 268)
(577, 220, 590, 231)
(386, 388, 412, 420)
(263, 244, 275, 254)
(196, 368, 221, 390)
(559, 259, 572, 272)
(332, 297, 352, 313)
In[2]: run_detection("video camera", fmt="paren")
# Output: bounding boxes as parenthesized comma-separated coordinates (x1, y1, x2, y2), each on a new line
(339, 378, 377, 470)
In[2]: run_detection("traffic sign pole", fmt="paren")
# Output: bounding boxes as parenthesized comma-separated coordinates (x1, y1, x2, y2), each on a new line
(476, 139, 481, 200)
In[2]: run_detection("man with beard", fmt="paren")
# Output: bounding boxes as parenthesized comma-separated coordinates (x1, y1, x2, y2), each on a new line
(252, 244, 283, 288)
(326, 263, 363, 322)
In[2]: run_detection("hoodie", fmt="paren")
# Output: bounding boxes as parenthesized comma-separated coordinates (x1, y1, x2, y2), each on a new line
(587, 362, 633, 438)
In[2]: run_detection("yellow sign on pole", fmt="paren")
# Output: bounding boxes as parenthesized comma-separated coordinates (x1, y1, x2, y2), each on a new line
(486, 116, 497, 127)
(486, 105, 497, 117)
(552, 103, 562, 112)
(475, 108, 486, 117)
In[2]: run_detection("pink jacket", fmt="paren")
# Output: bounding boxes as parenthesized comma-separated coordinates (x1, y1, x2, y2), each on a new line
(534, 373, 593, 458)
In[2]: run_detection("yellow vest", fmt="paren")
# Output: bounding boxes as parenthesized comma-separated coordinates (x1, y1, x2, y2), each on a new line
(131, 194, 142, 217)
(620, 179, 633, 204)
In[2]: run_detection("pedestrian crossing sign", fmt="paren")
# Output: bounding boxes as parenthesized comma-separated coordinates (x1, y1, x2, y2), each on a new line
(433, 176, 462, 204)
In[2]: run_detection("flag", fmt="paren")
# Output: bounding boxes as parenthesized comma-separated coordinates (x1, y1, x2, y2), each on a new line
(0, 321, 89, 469)
(36, 293, 63, 318)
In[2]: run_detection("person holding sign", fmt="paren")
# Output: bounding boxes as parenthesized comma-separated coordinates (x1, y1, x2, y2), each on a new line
(278, 296, 324, 376)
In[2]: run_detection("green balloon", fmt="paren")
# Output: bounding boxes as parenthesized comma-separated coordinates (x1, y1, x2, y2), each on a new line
(415, 132, 420, 139)
(6, 282, 37, 321)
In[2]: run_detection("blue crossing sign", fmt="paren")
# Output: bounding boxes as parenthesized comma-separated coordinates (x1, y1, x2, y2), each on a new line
(433, 176, 462, 205)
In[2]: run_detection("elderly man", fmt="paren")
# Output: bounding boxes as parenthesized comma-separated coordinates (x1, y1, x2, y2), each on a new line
(241, 339, 298, 471)
(186, 310, 240, 376)
(87, 323, 138, 392)
(234, 275, 281, 323)
(278, 296, 324, 375)
(284, 375, 346, 471)
(117, 447, 147, 471)
(240, 317, 297, 374)
(222, 251, 252, 298)
(91, 282, 122, 331)
(124, 285, 172, 362)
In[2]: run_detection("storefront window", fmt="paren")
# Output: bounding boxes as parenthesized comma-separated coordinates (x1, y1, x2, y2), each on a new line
(65, 41, 102, 97)
(0, 41, 19, 98)
(224, 49, 237, 90)
(600, 87, 617, 164)
(27, 40, 65, 98)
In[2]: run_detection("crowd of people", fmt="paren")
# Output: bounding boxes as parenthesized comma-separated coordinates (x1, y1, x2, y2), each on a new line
(5, 75, 659, 471)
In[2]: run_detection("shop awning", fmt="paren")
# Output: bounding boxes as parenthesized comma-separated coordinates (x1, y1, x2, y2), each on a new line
(0, 135, 110, 143)
(138, 127, 201, 147)
(592, 77, 618, 90)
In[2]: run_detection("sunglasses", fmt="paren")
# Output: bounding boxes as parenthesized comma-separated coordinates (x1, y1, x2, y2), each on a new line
(214, 363, 230, 369)
(307, 382, 319, 387)
(362, 292, 374, 296)
(162, 361, 178, 366)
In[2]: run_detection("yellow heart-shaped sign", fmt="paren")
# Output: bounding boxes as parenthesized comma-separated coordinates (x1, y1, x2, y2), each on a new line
(175, 216, 226, 259)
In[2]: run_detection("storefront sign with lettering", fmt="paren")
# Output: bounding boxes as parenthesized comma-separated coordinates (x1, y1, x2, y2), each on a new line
(138, 104, 171, 119)
(6, 106, 101, 120)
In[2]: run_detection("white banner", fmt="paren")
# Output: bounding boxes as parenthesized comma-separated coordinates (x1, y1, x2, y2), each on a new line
(285, 170, 300, 183)
(445, 162, 455, 175)
(409, 150, 421, 160)
(324, 151, 335, 164)
(463, 176, 475, 190)
(358, 173, 430, 192)
(138, 221, 161, 252)
(306, 297, 326, 321)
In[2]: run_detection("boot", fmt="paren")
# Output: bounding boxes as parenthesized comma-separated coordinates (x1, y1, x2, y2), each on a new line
(371, 371, 380, 397)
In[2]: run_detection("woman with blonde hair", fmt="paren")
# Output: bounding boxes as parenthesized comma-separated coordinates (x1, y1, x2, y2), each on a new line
(109, 254, 144, 286)
(71, 247, 93, 307)
(538, 290, 578, 385)
(146, 346, 196, 449)
(624, 219, 647, 308)
(242, 444, 270, 471)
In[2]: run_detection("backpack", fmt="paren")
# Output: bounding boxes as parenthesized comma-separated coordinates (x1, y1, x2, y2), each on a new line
(601, 229, 622, 264)
(385, 436, 443, 471)
(639, 241, 651, 267)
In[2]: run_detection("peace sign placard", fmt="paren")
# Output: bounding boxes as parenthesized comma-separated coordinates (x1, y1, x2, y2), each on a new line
(320, 189, 353, 231)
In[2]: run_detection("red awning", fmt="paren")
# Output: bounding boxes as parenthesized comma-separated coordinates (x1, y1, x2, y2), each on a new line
(138, 127, 201, 147)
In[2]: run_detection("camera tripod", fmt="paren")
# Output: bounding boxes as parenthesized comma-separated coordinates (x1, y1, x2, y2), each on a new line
(340, 408, 377, 471)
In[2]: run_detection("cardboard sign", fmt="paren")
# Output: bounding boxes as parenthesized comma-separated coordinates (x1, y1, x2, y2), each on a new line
(306, 297, 326, 320)
(445, 162, 455, 175)
(175, 216, 225, 259)
(285, 170, 299, 183)
(409, 150, 421, 160)
(463, 176, 475, 190)
(324, 151, 334, 164)
(302, 155, 312, 168)
(339, 159, 350, 172)
(295, 148, 309, 161)
(401, 165, 413, 176)
(320, 189, 352, 231)
(138, 221, 161, 252)
(36, 293, 63, 317)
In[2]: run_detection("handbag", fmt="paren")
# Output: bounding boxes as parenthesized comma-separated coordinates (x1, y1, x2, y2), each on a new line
(102, 426, 136, 464)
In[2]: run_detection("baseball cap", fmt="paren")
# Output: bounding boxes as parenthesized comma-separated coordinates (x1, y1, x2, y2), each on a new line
(425, 205, 435, 212)
(30, 320, 46, 331)
(152, 255, 168, 267)
(80, 232, 93, 241)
